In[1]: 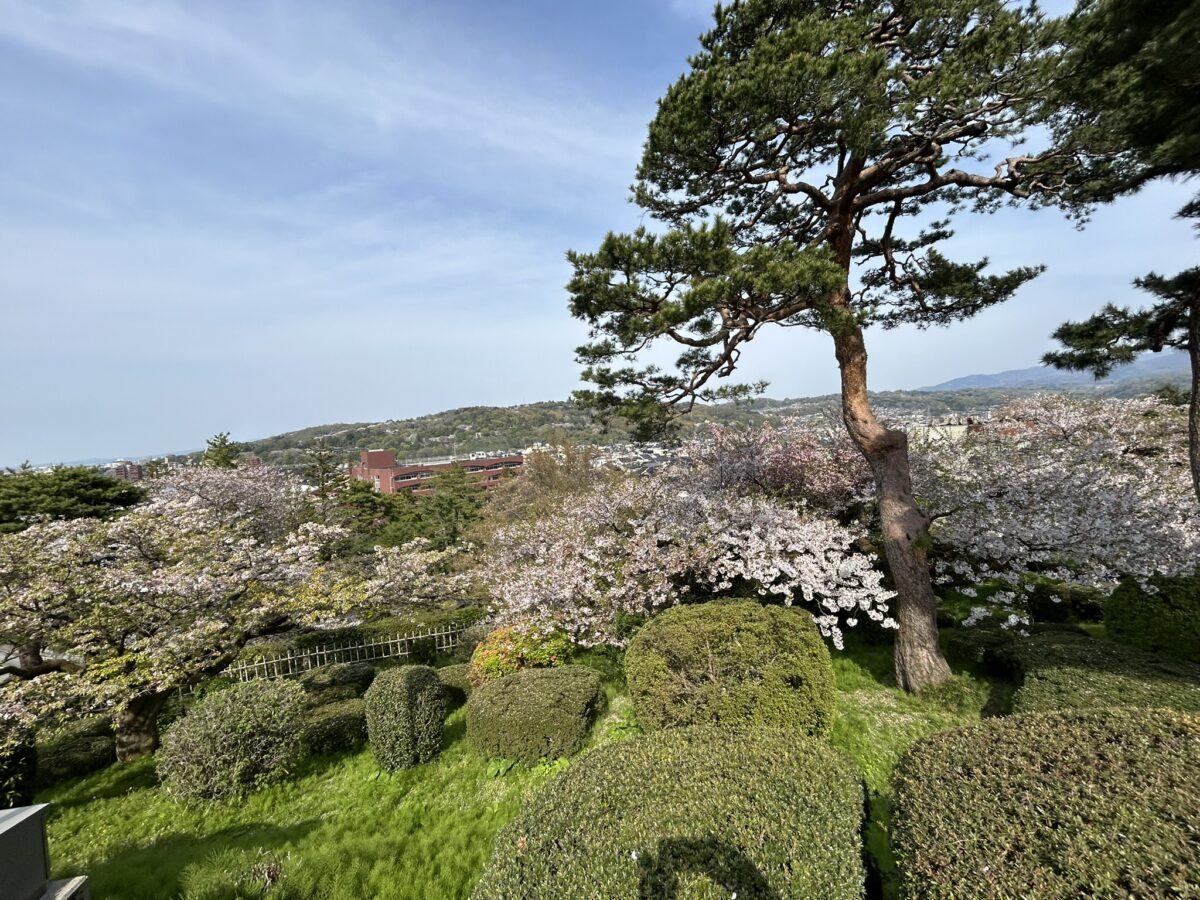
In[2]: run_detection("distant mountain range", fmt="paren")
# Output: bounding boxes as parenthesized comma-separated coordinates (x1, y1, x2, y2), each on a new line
(917, 351, 1189, 392)
(38, 354, 1187, 468)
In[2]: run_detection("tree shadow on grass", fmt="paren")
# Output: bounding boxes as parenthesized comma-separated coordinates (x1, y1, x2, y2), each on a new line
(442, 714, 466, 750)
(66, 820, 320, 900)
(636, 836, 782, 900)
(41, 758, 159, 812)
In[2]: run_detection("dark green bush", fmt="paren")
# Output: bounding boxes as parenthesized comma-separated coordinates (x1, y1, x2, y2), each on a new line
(994, 630, 1200, 714)
(943, 620, 1014, 665)
(1025, 579, 1104, 624)
(1, 717, 36, 808)
(466, 666, 603, 764)
(301, 699, 368, 756)
(159, 680, 308, 801)
(892, 708, 1200, 899)
(296, 662, 376, 707)
(1105, 572, 1200, 663)
(624, 600, 835, 734)
(436, 663, 472, 704)
(363, 665, 447, 771)
(474, 727, 865, 900)
(35, 716, 116, 788)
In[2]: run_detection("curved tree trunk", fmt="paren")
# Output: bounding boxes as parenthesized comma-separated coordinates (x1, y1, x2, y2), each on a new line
(115, 692, 169, 762)
(833, 324, 952, 692)
(1188, 295, 1199, 502)
(18, 643, 44, 670)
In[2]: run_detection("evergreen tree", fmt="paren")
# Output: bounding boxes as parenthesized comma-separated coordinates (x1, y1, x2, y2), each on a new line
(0, 466, 144, 534)
(302, 438, 348, 524)
(201, 432, 241, 469)
(567, 0, 1080, 690)
(418, 465, 485, 549)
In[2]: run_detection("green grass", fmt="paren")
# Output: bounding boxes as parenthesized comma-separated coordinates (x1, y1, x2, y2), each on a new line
(42, 636, 1005, 900)
(43, 708, 561, 900)
(827, 637, 998, 899)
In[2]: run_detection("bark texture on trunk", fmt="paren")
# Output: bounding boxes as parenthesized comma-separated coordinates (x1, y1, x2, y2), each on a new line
(115, 692, 169, 762)
(17, 644, 44, 670)
(1188, 296, 1199, 503)
(833, 323, 952, 692)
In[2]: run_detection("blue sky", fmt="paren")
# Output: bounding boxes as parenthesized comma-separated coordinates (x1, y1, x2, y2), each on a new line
(0, 0, 1194, 465)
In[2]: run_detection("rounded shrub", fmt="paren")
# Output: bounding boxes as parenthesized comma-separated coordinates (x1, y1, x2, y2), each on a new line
(624, 600, 835, 734)
(466, 626, 571, 688)
(466, 665, 603, 764)
(994, 630, 1200, 714)
(35, 716, 116, 788)
(158, 680, 307, 801)
(436, 663, 472, 704)
(301, 698, 367, 756)
(892, 708, 1200, 899)
(297, 661, 376, 698)
(1105, 572, 1200, 663)
(1, 717, 36, 808)
(363, 665, 447, 771)
(474, 727, 865, 900)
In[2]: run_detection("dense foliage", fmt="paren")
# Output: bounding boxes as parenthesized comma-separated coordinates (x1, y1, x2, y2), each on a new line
(625, 600, 835, 734)
(994, 632, 1200, 714)
(892, 708, 1200, 898)
(1105, 571, 1200, 663)
(35, 716, 116, 788)
(436, 663, 473, 704)
(158, 680, 308, 801)
(0, 710, 36, 808)
(0, 465, 144, 534)
(302, 699, 368, 756)
(466, 626, 571, 688)
(363, 666, 447, 772)
(466, 665, 603, 765)
(474, 727, 865, 900)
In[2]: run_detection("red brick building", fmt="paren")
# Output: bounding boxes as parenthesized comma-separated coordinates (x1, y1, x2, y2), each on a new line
(348, 450, 523, 495)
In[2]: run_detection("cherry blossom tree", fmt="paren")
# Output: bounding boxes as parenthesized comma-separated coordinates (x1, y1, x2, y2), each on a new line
(484, 471, 894, 648)
(913, 395, 1200, 620)
(0, 468, 345, 760)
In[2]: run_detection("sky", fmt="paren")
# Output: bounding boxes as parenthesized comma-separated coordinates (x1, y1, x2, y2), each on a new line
(0, 1, 1195, 465)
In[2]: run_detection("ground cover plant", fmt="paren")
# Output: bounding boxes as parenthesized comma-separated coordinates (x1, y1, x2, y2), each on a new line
(624, 599, 835, 733)
(474, 727, 866, 900)
(891, 707, 1200, 898)
(466, 665, 603, 764)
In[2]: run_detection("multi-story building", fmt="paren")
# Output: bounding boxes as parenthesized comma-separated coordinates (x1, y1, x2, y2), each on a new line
(348, 449, 523, 495)
(107, 460, 145, 482)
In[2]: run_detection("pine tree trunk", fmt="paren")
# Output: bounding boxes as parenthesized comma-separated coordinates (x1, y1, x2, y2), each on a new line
(17, 644, 44, 670)
(114, 692, 169, 762)
(833, 325, 952, 692)
(1188, 295, 1200, 503)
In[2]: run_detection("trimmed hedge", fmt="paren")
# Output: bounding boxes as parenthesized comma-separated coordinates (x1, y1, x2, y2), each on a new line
(474, 727, 865, 900)
(466, 665, 603, 764)
(466, 626, 571, 688)
(159, 680, 308, 801)
(892, 708, 1200, 899)
(1, 717, 36, 808)
(35, 716, 116, 788)
(1106, 572, 1200, 663)
(363, 665, 447, 771)
(436, 663, 472, 704)
(625, 600, 835, 734)
(301, 699, 368, 756)
(994, 631, 1200, 714)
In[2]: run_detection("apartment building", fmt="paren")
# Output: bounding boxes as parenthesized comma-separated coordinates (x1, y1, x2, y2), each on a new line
(348, 449, 523, 495)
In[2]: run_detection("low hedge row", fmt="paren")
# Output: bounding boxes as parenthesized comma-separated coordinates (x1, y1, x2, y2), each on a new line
(1105, 571, 1200, 663)
(892, 707, 1200, 898)
(35, 716, 116, 787)
(466, 665, 603, 765)
(474, 727, 865, 899)
(624, 600, 835, 735)
(301, 699, 368, 756)
(364, 665, 447, 771)
(159, 680, 308, 801)
(994, 631, 1200, 714)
